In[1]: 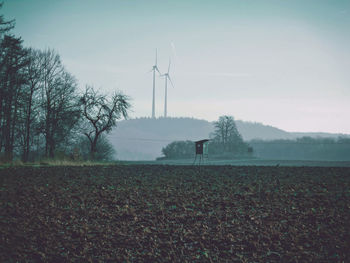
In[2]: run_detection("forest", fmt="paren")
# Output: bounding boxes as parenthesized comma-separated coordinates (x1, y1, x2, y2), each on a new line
(0, 6, 130, 163)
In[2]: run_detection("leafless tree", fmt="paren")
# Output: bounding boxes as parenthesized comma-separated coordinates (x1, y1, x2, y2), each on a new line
(81, 86, 130, 160)
(39, 49, 80, 158)
(0, 35, 29, 161)
(18, 48, 42, 161)
(213, 115, 244, 152)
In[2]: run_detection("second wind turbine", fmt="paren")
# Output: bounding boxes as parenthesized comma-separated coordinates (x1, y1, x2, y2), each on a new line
(161, 59, 174, 118)
(150, 49, 161, 118)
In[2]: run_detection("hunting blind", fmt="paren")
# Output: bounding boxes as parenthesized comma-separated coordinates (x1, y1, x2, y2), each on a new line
(194, 139, 209, 165)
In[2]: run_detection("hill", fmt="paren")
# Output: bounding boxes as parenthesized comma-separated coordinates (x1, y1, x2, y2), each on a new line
(108, 117, 212, 160)
(108, 117, 348, 160)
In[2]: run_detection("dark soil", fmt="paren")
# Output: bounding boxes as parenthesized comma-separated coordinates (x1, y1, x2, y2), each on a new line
(1, 165, 349, 262)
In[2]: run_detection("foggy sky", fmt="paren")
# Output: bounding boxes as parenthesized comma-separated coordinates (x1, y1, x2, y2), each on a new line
(3, 0, 350, 133)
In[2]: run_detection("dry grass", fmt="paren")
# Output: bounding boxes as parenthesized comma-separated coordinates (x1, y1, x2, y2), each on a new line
(0, 158, 116, 167)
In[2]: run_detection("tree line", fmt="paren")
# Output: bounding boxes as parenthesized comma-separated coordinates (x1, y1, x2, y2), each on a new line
(161, 115, 251, 159)
(0, 6, 130, 162)
(249, 137, 350, 161)
(161, 114, 350, 161)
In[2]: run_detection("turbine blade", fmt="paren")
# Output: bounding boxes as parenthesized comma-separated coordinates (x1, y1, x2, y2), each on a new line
(167, 58, 171, 74)
(156, 66, 161, 75)
(155, 48, 158, 65)
(168, 75, 174, 87)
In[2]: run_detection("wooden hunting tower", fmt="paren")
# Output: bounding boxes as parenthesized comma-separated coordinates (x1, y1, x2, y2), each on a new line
(194, 139, 209, 165)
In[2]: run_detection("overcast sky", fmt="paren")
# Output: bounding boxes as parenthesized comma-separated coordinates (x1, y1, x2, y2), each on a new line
(3, 0, 350, 133)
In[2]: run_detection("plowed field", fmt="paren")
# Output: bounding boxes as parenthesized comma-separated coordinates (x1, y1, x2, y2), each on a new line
(1, 165, 349, 262)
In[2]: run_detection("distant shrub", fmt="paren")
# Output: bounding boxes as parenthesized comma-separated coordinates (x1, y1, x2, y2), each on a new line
(161, 140, 194, 159)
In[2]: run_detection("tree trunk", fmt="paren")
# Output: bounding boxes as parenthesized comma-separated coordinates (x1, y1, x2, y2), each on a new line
(23, 88, 34, 162)
(90, 133, 100, 160)
(9, 81, 20, 160)
(0, 85, 4, 153)
(48, 126, 55, 159)
(4, 85, 13, 162)
(45, 97, 51, 158)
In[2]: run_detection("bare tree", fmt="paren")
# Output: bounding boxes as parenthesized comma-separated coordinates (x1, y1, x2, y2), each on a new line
(212, 115, 246, 153)
(38, 49, 81, 158)
(18, 48, 42, 161)
(0, 6, 82, 162)
(40, 49, 63, 157)
(81, 86, 130, 160)
(214, 116, 238, 150)
(0, 35, 29, 161)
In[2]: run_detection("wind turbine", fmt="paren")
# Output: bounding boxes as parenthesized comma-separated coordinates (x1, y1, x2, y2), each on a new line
(150, 49, 161, 118)
(161, 58, 174, 118)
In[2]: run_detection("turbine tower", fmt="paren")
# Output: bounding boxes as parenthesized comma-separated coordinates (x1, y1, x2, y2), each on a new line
(161, 58, 174, 118)
(150, 49, 161, 118)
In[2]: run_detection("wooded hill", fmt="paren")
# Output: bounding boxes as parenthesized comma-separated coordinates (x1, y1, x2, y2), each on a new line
(108, 117, 349, 160)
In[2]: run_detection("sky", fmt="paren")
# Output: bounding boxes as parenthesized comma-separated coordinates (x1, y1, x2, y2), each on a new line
(2, 0, 350, 133)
